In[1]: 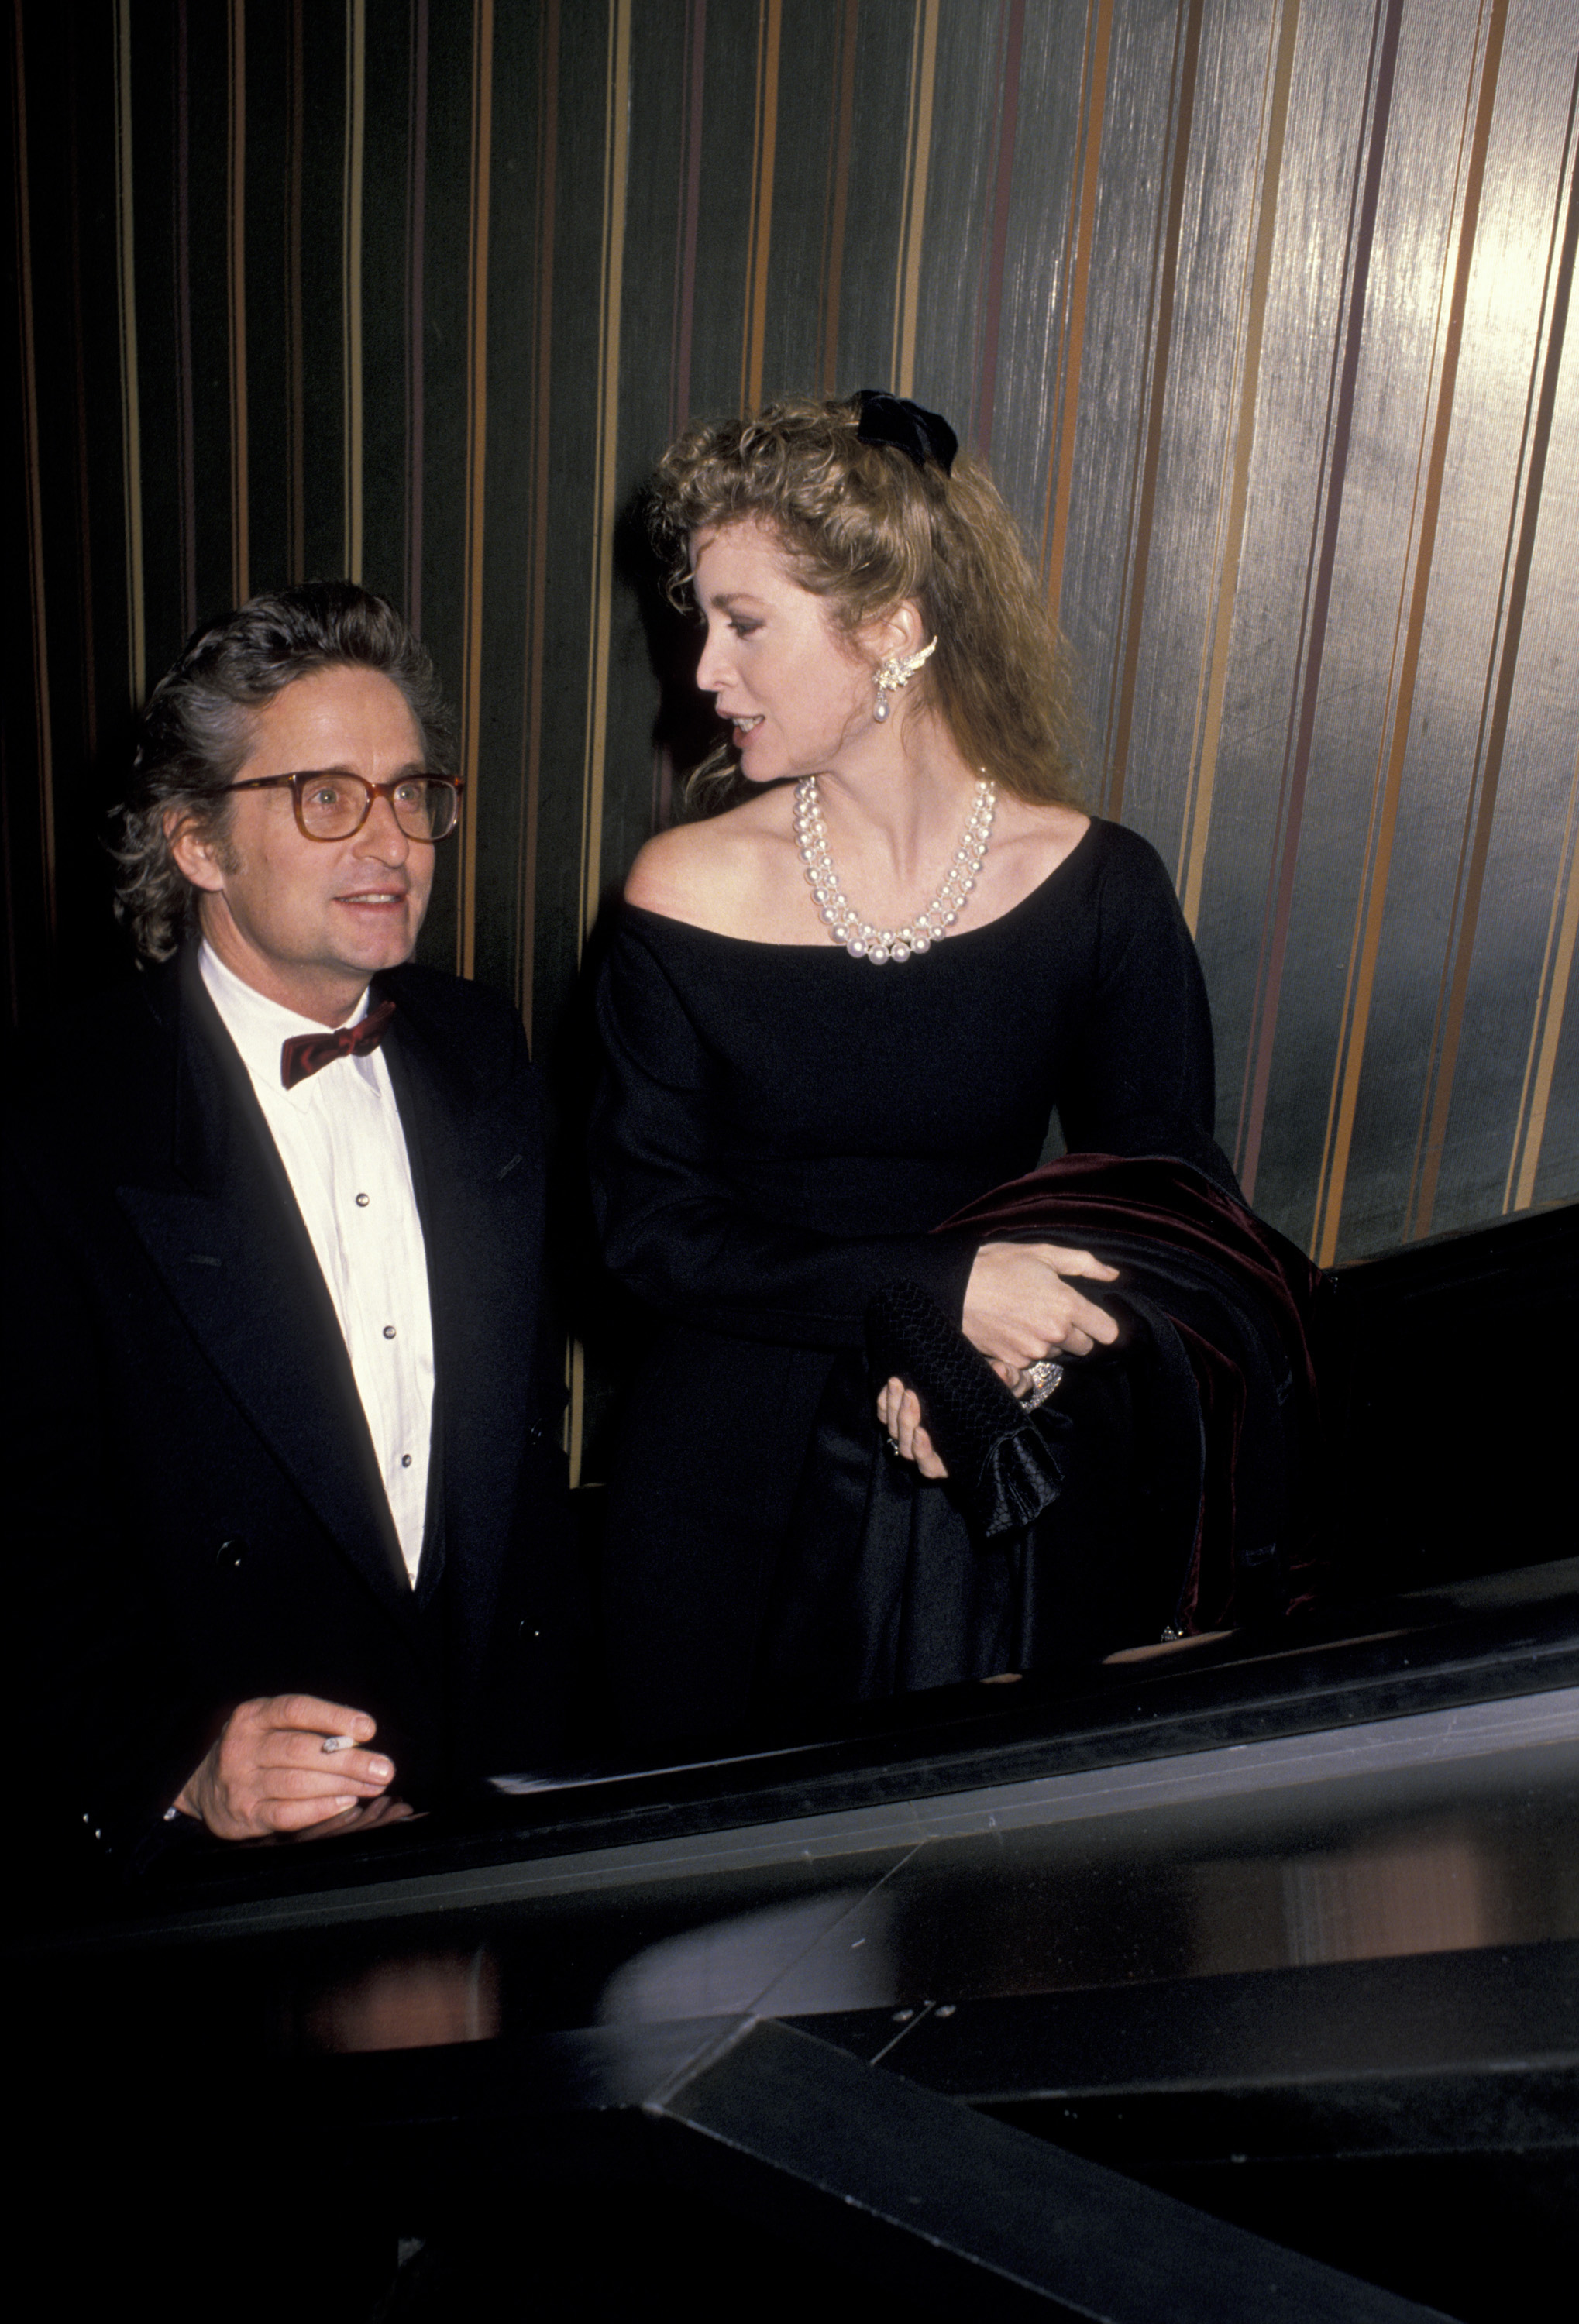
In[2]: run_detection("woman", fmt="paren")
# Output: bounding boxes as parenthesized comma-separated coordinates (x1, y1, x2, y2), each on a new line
(590, 391, 1286, 1752)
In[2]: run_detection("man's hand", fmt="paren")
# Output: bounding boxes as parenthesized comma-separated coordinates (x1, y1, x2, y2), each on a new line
(174, 1694, 408, 1840)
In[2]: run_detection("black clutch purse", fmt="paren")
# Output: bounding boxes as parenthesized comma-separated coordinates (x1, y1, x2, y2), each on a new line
(865, 1279, 1073, 1537)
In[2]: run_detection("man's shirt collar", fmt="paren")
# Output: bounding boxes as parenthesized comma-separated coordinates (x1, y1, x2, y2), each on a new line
(198, 941, 373, 1098)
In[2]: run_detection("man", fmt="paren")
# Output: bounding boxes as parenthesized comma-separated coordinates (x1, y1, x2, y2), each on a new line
(5, 583, 579, 1872)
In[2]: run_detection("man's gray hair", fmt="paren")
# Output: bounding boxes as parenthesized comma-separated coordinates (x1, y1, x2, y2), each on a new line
(112, 581, 455, 961)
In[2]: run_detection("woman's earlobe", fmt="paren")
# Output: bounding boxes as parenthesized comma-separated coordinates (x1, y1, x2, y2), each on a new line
(876, 600, 927, 662)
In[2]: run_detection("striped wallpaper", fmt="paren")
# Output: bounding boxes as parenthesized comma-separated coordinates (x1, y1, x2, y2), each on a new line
(8, 3, 1577, 1332)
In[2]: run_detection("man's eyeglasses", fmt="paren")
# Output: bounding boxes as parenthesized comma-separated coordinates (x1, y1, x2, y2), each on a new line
(223, 771, 464, 844)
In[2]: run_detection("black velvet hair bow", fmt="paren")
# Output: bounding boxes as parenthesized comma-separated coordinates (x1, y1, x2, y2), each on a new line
(855, 388, 958, 476)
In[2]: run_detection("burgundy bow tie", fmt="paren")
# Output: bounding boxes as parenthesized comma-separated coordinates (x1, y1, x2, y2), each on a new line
(280, 999, 397, 1091)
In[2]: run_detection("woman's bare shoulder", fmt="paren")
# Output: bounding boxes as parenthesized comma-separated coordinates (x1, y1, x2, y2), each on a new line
(997, 795, 1090, 849)
(623, 792, 790, 930)
(989, 795, 1091, 889)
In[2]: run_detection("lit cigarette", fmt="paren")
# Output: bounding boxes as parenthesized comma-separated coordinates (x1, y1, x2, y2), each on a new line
(320, 1734, 357, 1755)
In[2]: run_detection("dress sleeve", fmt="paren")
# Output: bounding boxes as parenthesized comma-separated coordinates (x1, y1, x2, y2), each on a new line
(1055, 830, 1239, 1191)
(590, 919, 978, 1349)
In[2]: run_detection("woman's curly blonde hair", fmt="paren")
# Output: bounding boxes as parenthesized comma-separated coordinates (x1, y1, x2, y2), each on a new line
(647, 393, 1084, 813)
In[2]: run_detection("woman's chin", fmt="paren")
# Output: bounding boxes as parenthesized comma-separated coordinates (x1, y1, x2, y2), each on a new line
(735, 747, 787, 787)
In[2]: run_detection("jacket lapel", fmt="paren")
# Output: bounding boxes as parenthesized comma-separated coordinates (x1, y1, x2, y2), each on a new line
(381, 977, 545, 1676)
(115, 959, 418, 1623)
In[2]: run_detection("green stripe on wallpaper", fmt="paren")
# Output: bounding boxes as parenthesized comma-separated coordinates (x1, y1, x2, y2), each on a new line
(1409, 40, 1579, 1240)
(1232, 0, 1402, 1208)
(1313, 0, 1506, 1267)
(1177, 0, 1299, 939)
(457, 0, 494, 982)
(342, 0, 364, 589)
(1508, 744, 1579, 1215)
(815, 0, 858, 401)
(1040, 0, 1111, 635)
(12, 0, 55, 954)
(516, 0, 559, 1033)
(577, 0, 631, 954)
(228, 0, 249, 604)
(1103, 0, 1205, 827)
(740, 0, 780, 418)
(113, 0, 145, 710)
(287, 0, 307, 586)
(401, 0, 427, 633)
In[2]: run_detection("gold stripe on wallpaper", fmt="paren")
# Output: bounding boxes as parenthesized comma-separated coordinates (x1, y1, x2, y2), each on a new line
(343, 0, 366, 585)
(114, 0, 144, 707)
(893, 0, 940, 401)
(741, 0, 782, 418)
(1314, 0, 1507, 1268)
(1508, 748, 1579, 1215)
(458, 0, 494, 982)
(1042, 0, 1112, 634)
(228, 0, 249, 605)
(12, 0, 55, 943)
(1178, 0, 1300, 935)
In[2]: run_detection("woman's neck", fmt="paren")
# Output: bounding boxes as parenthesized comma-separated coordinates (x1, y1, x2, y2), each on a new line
(810, 716, 983, 887)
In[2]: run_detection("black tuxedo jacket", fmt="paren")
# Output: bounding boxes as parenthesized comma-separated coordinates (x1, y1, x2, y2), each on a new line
(4, 949, 581, 1872)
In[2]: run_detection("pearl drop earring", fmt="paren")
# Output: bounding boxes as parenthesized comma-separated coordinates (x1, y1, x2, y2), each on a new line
(872, 636, 937, 723)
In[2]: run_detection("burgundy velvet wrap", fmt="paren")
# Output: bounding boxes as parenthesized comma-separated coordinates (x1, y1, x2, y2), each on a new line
(934, 1152, 1328, 1636)
(764, 1153, 1328, 1704)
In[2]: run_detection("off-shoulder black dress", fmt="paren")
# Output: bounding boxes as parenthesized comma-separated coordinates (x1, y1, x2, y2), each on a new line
(590, 818, 1235, 1748)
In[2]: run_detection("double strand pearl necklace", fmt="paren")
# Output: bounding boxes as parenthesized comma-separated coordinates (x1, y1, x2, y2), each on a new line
(793, 774, 997, 964)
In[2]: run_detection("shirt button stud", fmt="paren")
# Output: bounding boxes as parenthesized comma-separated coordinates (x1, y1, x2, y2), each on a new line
(356, 1192, 370, 1208)
(383, 1325, 397, 1339)
(401, 1453, 413, 1468)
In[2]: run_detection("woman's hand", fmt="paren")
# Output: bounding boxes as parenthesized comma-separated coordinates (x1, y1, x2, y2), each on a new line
(877, 1378, 949, 1477)
(961, 1241, 1119, 1370)
(876, 1353, 1022, 1480)
(877, 1243, 1116, 1478)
